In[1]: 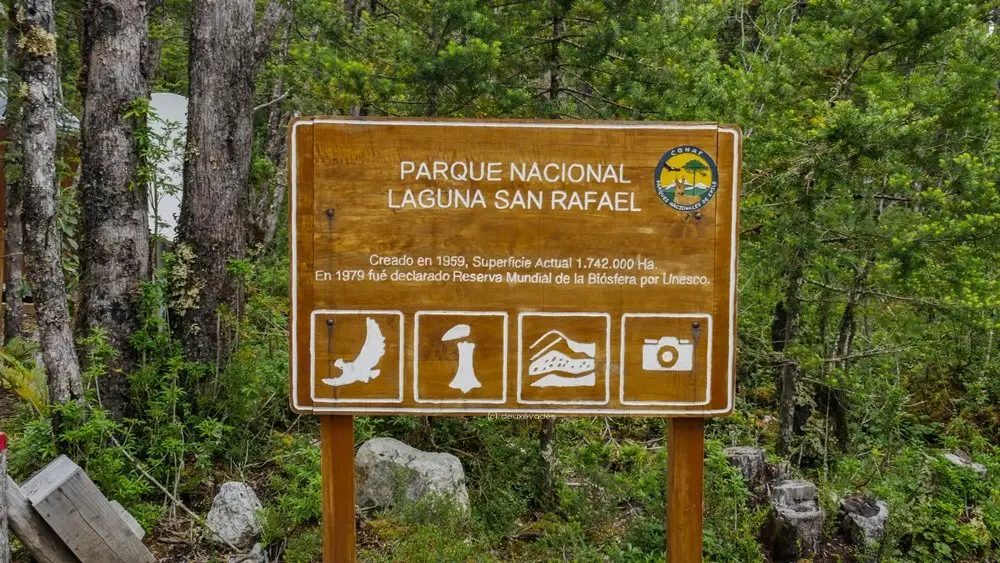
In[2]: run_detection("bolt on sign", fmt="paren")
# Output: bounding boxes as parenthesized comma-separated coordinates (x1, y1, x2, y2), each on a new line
(290, 119, 741, 416)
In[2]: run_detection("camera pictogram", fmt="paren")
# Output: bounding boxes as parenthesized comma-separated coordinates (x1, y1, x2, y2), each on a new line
(641, 336, 695, 371)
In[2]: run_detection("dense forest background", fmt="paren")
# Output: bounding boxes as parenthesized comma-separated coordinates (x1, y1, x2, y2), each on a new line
(1, 0, 1000, 561)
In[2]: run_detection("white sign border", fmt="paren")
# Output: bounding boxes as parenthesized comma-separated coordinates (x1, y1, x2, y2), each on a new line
(290, 120, 740, 416)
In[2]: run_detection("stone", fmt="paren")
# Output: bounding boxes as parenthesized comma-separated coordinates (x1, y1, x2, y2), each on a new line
(942, 451, 987, 476)
(724, 446, 768, 490)
(839, 494, 889, 547)
(355, 437, 469, 511)
(206, 482, 264, 549)
(763, 479, 825, 561)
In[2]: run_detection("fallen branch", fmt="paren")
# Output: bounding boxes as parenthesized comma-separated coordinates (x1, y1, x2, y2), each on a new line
(105, 433, 242, 552)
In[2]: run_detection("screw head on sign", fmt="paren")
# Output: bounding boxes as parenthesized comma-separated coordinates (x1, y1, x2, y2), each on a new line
(694, 212, 703, 220)
(325, 208, 335, 217)
(326, 319, 334, 327)
(692, 321, 701, 330)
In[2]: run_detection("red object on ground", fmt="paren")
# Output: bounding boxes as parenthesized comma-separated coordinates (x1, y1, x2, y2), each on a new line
(0, 431, 6, 451)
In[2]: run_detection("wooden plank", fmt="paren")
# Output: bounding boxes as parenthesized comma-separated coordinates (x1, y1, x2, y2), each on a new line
(321, 415, 356, 562)
(20, 455, 77, 501)
(109, 500, 144, 540)
(666, 418, 704, 562)
(21, 455, 153, 562)
(4, 475, 77, 563)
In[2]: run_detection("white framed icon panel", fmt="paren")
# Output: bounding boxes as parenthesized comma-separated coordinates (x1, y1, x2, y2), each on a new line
(619, 313, 713, 406)
(413, 311, 509, 404)
(517, 312, 612, 405)
(310, 309, 405, 404)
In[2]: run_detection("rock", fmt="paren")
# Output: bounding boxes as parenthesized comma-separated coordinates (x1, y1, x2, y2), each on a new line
(724, 446, 768, 490)
(228, 543, 267, 563)
(942, 451, 987, 476)
(839, 494, 889, 547)
(206, 482, 264, 549)
(763, 480, 825, 561)
(355, 437, 469, 511)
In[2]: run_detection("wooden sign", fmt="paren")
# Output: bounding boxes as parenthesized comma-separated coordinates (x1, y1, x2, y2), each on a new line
(290, 119, 741, 417)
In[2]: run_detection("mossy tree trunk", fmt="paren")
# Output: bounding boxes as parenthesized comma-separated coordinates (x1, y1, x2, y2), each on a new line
(9, 0, 82, 404)
(175, 0, 287, 365)
(77, 0, 154, 416)
(2, 77, 24, 345)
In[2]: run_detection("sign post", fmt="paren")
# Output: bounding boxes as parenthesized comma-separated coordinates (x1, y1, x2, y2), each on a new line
(289, 119, 741, 561)
(667, 418, 705, 561)
(319, 416, 355, 562)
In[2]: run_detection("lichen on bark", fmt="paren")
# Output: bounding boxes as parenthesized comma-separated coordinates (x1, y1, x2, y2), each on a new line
(17, 25, 56, 57)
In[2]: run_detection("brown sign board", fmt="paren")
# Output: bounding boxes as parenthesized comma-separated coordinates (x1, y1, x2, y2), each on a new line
(289, 119, 741, 416)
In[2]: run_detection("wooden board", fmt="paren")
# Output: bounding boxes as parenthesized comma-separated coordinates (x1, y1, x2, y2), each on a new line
(290, 119, 741, 416)
(5, 475, 78, 563)
(20, 456, 153, 563)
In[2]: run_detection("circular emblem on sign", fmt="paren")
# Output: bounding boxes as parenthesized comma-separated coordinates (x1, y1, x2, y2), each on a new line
(653, 146, 719, 212)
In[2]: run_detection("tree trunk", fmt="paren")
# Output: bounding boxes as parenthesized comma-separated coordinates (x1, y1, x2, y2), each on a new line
(247, 24, 290, 250)
(538, 416, 557, 508)
(10, 0, 83, 404)
(3, 18, 23, 345)
(825, 258, 874, 450)
(176, 0, 287, 364)
(773, 258, 804, 457)
(544, 0, 565, 113)
(77, 0, 152, 416)
(3, 127, 23, 344)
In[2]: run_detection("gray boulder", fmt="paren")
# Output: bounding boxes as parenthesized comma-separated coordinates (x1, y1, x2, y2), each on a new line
(763, 480, 825, 561)
(355, 437, 469, 511)
(942, 451, 987, 476)
(838, 494, 888, 547)
(724, 446, 768, 490)
(206, 482, 264, 549)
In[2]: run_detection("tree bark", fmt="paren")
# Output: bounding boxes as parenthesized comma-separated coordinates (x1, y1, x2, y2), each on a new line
(176, 0, 287, 364)
(774, 258, 804, 457)
(544, 0, 565, 114)
(3, 18, 23, 345)
(537, 416, 557, 508)
(3, 128, 23, 344)
(10, 0, 83, 404)
(77, 0, 152, 416)
(824, 257, 874, 450)
(247, 23, 290, 250)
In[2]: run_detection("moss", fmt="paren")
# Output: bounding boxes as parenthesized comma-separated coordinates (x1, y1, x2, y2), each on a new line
(168, 243, 203, 315)
(17, 25, 57, 58)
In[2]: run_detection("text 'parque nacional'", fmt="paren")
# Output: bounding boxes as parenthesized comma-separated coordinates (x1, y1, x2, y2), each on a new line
(391, 160, 639, 212)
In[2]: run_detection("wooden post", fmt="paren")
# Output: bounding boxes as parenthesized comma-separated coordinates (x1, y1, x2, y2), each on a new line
(666, 418, 705, 562)
(320, 415, 356, 562)
(1, 432, 8, 563)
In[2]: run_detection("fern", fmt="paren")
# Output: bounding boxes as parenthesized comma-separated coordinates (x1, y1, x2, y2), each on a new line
(0, 338, 48, 415)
